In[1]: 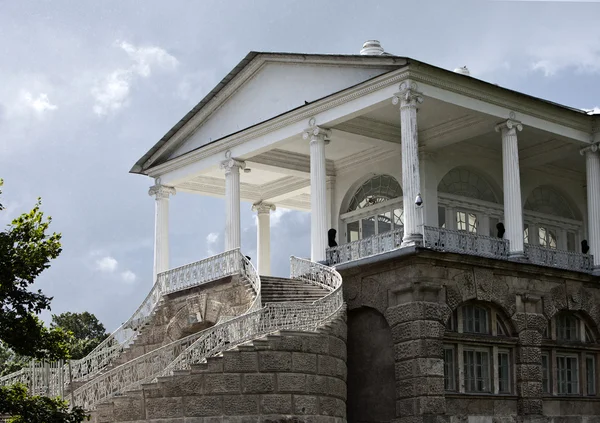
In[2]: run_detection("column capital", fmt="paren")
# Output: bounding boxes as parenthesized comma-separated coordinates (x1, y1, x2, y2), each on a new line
(252, 201, 276, 214)
(580, 143, 599, 156)
(495, 119, 523, 133)
(392, 81, 423, 108)
(302, 125, 331, 144)
(148, 184, 176, 199)
(220, 158, 246, 174)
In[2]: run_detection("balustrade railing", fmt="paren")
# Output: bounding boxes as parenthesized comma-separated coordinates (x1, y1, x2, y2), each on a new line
(0, 249, 258, 399)
(423, 226, 509, 259)
(524, 244, 593, 272)
(326, 227, 404, 265)
(72, 256, 341, 411)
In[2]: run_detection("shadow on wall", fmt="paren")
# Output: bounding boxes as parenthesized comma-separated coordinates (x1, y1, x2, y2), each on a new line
(347, 307, 395, 423)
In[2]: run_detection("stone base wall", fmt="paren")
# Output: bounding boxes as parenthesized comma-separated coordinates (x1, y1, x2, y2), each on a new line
(90, 307, 347, 423)
(339, 248, 600, 423)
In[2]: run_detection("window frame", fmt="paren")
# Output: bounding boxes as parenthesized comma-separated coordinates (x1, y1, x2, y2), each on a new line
(556, 353, 580, 395)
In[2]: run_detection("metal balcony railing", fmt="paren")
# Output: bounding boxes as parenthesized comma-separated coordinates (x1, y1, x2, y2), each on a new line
(524, 244, 593, 273)
(326, 227, 404, 265)
(423, 226, 510, 260)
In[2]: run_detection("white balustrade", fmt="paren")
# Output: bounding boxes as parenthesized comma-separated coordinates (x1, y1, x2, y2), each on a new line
(423, 226, 509, 259)
(326, 227, 404, 265)
(71, 256, 341, 411)
(524, 244, 593, 273)
(0, 249, 259, 400)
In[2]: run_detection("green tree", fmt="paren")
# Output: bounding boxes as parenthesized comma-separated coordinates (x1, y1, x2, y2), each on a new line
(51, 312, 108, 360)
(0, 180, 88, 422)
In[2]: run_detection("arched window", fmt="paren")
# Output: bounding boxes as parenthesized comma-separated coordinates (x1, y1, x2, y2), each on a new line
(523, 186, 582, 252)
(444, 302, 514, 394)
(341, 175, 403, 243)
(541, 312, 597, 396)
(437, 168, 502, 237)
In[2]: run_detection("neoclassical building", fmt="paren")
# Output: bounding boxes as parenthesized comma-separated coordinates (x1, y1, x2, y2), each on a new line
(3, 40, 600, 423)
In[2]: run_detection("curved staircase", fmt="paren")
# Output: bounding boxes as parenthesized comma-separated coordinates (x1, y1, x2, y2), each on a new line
(0, 250, 345, 422)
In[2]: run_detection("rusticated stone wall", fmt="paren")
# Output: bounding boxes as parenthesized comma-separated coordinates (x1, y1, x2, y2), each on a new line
(339, 248, 600, 423)
(112, 276, 255, 367)
(91, 308, 347, 423)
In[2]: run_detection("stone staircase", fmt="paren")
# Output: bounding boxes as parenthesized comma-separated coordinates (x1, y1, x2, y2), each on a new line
(90, 306, 347, 423)
(260, 276, 330, 303)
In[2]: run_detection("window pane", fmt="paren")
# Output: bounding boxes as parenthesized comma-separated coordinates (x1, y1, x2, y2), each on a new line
(498, 352, 510, 393)
(464, 349, 490, 393)
(393, 208, 404, 226)
(524, 224, 529, 245)
(468, 213, 478, 233)
(557, 356, 579, 394)
(362, 216, 376, 239)
(557, 314, 579, 341)
(378, 212, 392, 234)
(542, 354, 550, 393)
(587, 356, 596, 396)
(444, 347, 455, 391)
(567, 232, 576, 252)
(463, 305, 489, 334)
(347, 221, 359, 242)
(457, 212, 467, 231)
(438, 206, 446, 229)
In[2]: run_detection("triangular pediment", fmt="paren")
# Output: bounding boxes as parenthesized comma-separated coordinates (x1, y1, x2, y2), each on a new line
(135, 53, 406, 172)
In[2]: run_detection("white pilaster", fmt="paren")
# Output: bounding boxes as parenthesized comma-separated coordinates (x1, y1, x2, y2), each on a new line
(303, 125, 330, 262)
(326, 177, 336, 231)
(582, 144, 600, 267)
(252, 201, 275, 276)
(393, 81, 423, 246)
(220, 155, 245, 251)
(148, 183, 176, 284)
(495, 118, 524, 256)
(419, 151, 438, 229)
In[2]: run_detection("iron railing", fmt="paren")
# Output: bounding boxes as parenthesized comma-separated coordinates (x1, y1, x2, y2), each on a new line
(524, 244, 593, 273)
(326, 227, 404, 265)
(422, 226, 509, 259)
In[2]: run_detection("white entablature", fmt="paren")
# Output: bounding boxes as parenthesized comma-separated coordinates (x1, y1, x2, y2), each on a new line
(134, 41, 600, 275)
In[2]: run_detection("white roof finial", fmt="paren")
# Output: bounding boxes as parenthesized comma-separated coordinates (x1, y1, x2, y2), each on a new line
(453, 65, 471, 76)
(360, 40, 384, 56)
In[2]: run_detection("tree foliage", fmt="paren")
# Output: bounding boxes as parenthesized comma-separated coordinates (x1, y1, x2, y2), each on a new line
(51, 312, 108, 360)
(0, 180, 89, 422)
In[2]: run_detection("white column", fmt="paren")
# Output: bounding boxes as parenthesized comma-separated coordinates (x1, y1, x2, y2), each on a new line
(252, 201, 275, 276)
(419, 151, 438, 229)
(326, 177, 336, 232)
(148, 183, 176, 284)
(303, 126, 329, 262)
(220, 156, 245, 251)
(582, 144, 600, 267)
(393, 81, 423, 246)
(495, 118, 524, 256)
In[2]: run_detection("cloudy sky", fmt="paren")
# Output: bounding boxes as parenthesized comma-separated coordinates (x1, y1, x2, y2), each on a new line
(1, 0, 599, 332)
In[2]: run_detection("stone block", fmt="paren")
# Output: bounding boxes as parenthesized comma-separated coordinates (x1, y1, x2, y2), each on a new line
(328, 336, 347, 360)
(391, 321, 445, 341)
(145, 396, 184, 419)
(302, 336, 330, 354)
(319, 396, 346, 418)
(517, 398, 543, 415)
(183, 395, 223, 417)
(258, 351, 292, 372)
(516, 347, 541, 365)
(395, 358, 444, 379)
(396, 396, 445, 417)
(518, 329, 543, 346)
(292, 352, 318, 374)
(204, 373, 241, 394)
(293, 395, 319, 415)
(277, 373, 306, 393)
(326, 376, 346, 400)
(243, 374, 275, 394)
(222, 395, 259, 415)
(260, 394, 292, 414)
(386, 302, 445, 327)
(222, 417, 260, 423)
(395, 376, 444, 398)
(516, 363, 542, 382)
(318, 355, 346, 378)
(206, 357, 224, 372)
(162, 374, 203, 397)
(273, 335, 304, 351)
(223, 351, 259, 372)
(113, 397, 144, 421)
(394, 339, 442, 361)
(306, 375, 328, 395)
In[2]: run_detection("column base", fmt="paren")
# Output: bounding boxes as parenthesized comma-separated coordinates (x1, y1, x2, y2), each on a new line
(591, 267, 600, 277)
(402, 234, 423, 248)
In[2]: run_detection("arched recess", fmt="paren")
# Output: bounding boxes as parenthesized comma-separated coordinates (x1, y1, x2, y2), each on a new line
(523, 185, 583, 251)
(436, 166, 504, 235)
(339, 174, 404, 244)
(347, 307, 395, 423)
